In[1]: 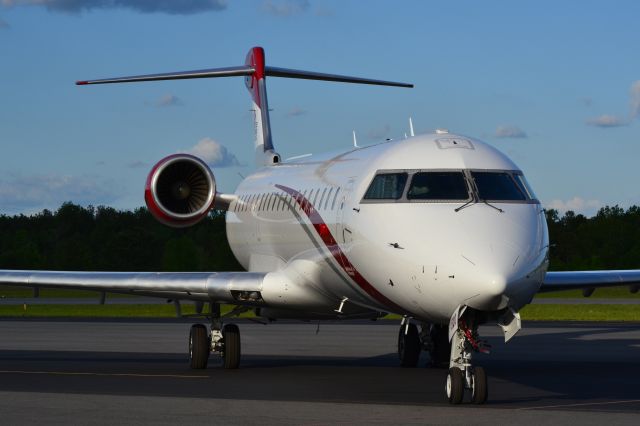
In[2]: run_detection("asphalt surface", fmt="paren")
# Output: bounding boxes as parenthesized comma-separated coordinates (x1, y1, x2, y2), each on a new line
(0, 320, 639, 425)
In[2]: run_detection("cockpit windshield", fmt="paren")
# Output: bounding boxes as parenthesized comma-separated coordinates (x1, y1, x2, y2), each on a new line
(362, 169, 538, 204)
(471, 172, 526, 201)
(407, 172, 469, 200)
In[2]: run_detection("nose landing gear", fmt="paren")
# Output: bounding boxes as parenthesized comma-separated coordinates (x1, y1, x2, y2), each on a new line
(397, 312, 490, 404)
(446, 315, 490, 404)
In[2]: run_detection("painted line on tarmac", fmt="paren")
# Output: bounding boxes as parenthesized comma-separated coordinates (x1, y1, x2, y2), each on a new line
(518, 399, 640, 410)
(0, 370, 209, 379)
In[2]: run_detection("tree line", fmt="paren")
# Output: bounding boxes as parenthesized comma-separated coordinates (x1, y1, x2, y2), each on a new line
(1, 202, 639, 272)
(0, 203, 242, 272)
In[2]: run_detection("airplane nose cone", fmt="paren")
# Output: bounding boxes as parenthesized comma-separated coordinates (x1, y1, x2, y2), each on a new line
(465, 272, 510, 311)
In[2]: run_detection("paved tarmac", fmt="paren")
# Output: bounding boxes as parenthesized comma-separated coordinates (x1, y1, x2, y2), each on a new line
(0, 319, 639, 425)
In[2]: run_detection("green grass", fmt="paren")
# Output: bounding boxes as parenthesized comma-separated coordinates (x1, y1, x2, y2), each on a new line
(536, 286, 640, 299)
(2, 302, 639, 322)
(519, 304, 640, 321)
(0, 285, 129, 299)
(4, 283, 639, 301)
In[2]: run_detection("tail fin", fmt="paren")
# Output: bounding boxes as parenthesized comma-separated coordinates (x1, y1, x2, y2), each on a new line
(244, 47, 277, 165)
(77, 46, 413, 167)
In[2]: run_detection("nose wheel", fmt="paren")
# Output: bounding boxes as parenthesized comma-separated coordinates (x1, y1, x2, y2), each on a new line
(471, 366, 488, 404)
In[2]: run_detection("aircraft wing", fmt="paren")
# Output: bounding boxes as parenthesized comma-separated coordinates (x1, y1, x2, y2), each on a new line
(0, 270, 266, 304)
(540, 270, 640, 292)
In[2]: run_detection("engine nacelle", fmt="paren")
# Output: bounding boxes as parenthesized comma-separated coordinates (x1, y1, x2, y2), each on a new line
(145, 154, 216, 228)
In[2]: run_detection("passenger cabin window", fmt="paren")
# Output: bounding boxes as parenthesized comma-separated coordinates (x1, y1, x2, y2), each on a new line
(471, 172, 526, 201)
(407, 172, 469, 200)
(363, 173, 407, 200)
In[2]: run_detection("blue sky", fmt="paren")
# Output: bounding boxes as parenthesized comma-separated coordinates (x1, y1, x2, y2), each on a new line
(1, 0, 638, 216)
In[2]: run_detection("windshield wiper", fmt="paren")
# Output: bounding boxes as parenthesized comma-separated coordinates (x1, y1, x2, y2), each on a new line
(455, 198, 504, 213)
(454, 199, 475, 212)
(481, 200, 504, 213)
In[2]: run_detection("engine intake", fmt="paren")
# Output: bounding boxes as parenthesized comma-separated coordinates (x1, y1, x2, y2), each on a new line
(145, 154, 216, 227)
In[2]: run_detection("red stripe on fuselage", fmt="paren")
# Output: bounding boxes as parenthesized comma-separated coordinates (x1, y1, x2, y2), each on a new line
(276, 184, 404, 313)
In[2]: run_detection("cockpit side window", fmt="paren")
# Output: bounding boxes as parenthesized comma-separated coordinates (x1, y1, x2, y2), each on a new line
(513, 173, 537, 200)
(363, 173, 407, 200)
(471, 171, 526, 201)
(407, 172, 469, 200)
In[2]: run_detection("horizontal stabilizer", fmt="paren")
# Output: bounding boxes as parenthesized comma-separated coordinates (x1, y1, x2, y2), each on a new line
(76, 65, 412, 88)
(76, 66, 254, 85)
(264, 66, 413, 88)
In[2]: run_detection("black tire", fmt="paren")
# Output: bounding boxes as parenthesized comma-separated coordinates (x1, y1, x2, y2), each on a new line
(446, 367, 464, 404)
(222, 323, 241, 369)
(472, 366, 488, 404)
(429, 325, 451, 368)
(398, 323, 421, 367)
(189, 324, 209, 369)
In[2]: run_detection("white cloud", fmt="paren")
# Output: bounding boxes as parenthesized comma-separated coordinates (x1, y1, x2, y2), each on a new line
(586, 114, 628, 128)
(185, 137, 240, 167)
(1, 0, 227, 15)
(155, 94, 182, 107)
(0, 173, 119, 215)
(545, 197, 601, 216)
(262, 0, 309, 17)
(495, 125, 527, 139)
(285, 106, 307, 117)
(630, 80, 640, 119)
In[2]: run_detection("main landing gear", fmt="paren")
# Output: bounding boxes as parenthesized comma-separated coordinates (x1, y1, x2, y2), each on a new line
(188, 303, 241, 370)
(397, 313, 489, 404)
(397, 319, 450, 368)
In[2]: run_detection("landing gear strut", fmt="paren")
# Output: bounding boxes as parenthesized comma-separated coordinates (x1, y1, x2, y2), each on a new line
(188, 303, 241, 370)
(446, 311, 489, 404)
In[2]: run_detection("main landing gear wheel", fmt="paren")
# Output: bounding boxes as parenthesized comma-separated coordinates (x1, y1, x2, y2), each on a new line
(429, 325, 451, 368)
(222, 323, 241, 369)
(446, 367, 464, 404)
(398, 323, 421, 367)
(471, 366, 488, 404)
(189, 324, 209, 369)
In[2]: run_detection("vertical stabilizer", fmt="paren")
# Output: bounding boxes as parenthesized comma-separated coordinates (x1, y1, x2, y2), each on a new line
(244, 47, 280, 166)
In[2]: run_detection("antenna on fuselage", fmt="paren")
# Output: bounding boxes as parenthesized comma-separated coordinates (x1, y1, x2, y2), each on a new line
(409, 117, 415, 137)
(352, 130, 359, 148)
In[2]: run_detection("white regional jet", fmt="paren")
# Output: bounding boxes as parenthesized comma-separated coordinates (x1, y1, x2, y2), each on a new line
(2, 47, 640, 404)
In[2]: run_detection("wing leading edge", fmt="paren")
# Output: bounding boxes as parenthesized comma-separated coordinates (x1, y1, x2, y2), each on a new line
(0, 270, 266, 304)
(541, 270, 640, 292)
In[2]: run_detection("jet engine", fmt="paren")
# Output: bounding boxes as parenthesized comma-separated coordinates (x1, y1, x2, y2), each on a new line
(145, 154, 216, 227)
